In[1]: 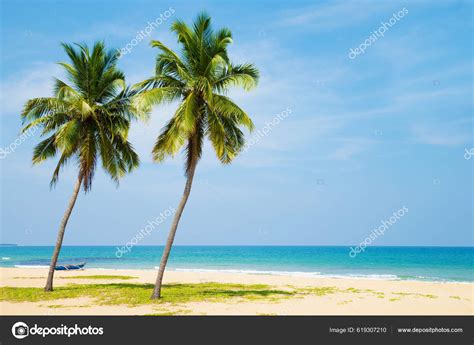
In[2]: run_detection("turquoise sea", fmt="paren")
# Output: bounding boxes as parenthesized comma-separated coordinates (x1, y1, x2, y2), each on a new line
(0, 246, 472, 283)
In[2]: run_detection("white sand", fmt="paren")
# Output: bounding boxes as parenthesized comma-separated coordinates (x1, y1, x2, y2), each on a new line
(1, 267, 472, 315)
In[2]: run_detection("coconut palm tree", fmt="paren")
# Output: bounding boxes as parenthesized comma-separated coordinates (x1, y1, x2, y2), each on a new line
(21, 42, 144, 291)
(134, 13, 259, 299)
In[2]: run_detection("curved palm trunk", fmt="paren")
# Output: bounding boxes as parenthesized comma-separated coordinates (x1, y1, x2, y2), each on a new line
(151, 158, 198, 299)
(44, 174, 83, 291)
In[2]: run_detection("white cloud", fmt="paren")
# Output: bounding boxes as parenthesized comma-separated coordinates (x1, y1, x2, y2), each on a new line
(0, 63, 62, 115)
(280, 0, 394, 31)
(411, 121, 471, 147)
(328, 138, 376, 160)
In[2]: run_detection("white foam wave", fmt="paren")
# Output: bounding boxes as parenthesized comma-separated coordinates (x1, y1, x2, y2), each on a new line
(171, 268, 404, 280)
(1, 257, 11, 260)
(321, 273, 400, 280)
(14, 265, 49, 269)
(172, 268, 323, 277)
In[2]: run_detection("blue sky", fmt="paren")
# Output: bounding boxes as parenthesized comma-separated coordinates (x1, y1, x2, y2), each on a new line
(0, 0, 472, 246)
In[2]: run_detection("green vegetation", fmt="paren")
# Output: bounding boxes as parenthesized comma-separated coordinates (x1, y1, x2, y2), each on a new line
(145, 309, 192, 316)
(420, 294, 437, 299)
(392, 292, 437, 299)
(132, 12, 259, 299)
(299, 286, 339, 296)
(344, 287, 362, 293)
(1, 280, 442, 310)
(0, 282, 293, 307)
(337, 300, 353, 305)
(21, 41, 144, 291)
(145, 312, 178, 316)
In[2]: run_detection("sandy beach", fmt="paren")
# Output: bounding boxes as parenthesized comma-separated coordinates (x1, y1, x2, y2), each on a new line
(0, 267, 472, 315)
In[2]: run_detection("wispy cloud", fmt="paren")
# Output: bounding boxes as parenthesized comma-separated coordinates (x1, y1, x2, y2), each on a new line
(280, 0, 393, 31)
(0, 63, 62, 115)
(410, 121, 471, 147)
(328, 138, 376, 161)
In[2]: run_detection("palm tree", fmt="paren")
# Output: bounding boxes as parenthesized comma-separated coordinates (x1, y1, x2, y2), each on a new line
(134, 13, 259, 299)
(21, 42, 144, 291)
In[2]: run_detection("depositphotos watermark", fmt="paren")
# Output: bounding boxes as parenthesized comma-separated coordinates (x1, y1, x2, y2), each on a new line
(241, 107, 292, 154)
(0, 126, 38, 159)
(115, 206, 175, 258)
(349, 206, 408, 258)
(118, 7, 175, 58)
(348, 8, 408, 60)
(12, 321, 103, 339)
(464, 148, 474, 160)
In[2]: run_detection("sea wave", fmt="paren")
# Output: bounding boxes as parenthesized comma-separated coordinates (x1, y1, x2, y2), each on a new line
(9, 264, 467, 283)
(1, 257, 11, 260)
(321, 273, 400, 280)
(169, 269, 474, 283)
(172, 268, 323, 277)
(171, 268, 403, 280)
(14, 265, 50, 269)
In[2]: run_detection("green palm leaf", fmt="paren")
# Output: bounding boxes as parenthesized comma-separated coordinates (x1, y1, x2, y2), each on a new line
(21, 41, 142, 191)
(136, 12, 259, 173)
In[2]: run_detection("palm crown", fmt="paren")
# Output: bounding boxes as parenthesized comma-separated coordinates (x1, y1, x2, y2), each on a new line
(134, 13, 259, 175)
(21, 42, 143, 191)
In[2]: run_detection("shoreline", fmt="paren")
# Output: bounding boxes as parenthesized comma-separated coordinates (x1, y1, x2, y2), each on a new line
(1, 267, 472, 315)
(3, 265, 472, 284)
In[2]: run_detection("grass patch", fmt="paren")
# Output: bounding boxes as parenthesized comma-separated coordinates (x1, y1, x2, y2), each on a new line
(60, 275, 137, 280)
(299, 286, 339, 296)
(422, 294, 437, 299)
(337, 300, 353, 305)
(0, 282, 295, 307)
(344, 287, 363, 293)
(145, 308, 191, 316)
(449, 296, 461, 300)
(392, 292, 437, 299)
(392, 292, 410, 296)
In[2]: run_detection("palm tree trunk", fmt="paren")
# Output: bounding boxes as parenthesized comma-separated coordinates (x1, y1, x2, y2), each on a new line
(44, 174, 83, 292)
(151, 155, 198, 299)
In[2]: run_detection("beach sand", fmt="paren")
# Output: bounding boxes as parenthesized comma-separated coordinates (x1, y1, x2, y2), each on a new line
(1, 267, 472, 315)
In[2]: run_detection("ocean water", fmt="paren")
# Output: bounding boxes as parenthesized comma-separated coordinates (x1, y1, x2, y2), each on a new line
(0, 246, 472, 283)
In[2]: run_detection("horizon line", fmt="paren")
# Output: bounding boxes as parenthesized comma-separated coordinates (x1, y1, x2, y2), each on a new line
(1, 244, 473, 248)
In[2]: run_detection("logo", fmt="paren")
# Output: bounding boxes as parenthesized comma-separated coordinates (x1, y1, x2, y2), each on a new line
(12, 322, 29, 339)
(11, 321, 104, 339)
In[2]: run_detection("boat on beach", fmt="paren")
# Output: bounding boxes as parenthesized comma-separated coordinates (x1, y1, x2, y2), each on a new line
(55, 262, 86, 271)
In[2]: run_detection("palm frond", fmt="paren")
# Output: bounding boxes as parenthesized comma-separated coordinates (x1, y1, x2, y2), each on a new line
(136, 13, 259, 171)
(152, 104, 190, 162)
(132, 87, 182, 114)
(211, 94, 254, 131)
(22, 41, 144, 191)
(32, 135, 58, 164)
(213, 63, 259, 92)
